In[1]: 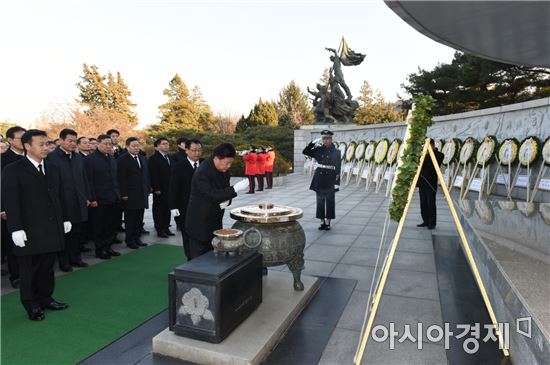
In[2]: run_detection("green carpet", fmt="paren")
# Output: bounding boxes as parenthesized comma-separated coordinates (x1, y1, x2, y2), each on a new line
(1, 244, 185, 365)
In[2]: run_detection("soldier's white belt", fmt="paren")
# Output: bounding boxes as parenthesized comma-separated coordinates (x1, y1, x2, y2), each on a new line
(315, 163, 336, 170)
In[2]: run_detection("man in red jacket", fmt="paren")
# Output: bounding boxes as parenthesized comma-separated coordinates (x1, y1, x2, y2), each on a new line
(255, 147, 267, 191)
(242, 146, 257, 194)
(265, 145, 276, 189)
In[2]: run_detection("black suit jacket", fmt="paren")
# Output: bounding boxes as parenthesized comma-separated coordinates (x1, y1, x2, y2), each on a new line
(117, 153, 150, 210)
(172, 149, 187, 164)
(185, 158, 237, 242)
(84, 150, 120, 205)
(46, 146, 91, 223)
(148, 151, 173, 203)
(4, 158, 67, 256)
(1, 149, 24, 211)
(419, 149, 445, 192)
(303, 143, 342, 192)
(169, 158, 204, 221)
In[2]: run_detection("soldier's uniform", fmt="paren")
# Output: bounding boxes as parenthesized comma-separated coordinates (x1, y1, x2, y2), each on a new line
(302, 130, 341, 230)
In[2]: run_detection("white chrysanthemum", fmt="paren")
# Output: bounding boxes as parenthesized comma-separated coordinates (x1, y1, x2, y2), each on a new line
(179, 287, 214, 325)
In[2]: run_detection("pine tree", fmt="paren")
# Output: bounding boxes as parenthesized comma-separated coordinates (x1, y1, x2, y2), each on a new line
(247, 98, 278, 127)
(190, 86, 214, 131)
(158, 74, 201, 130)
(355, 80, 401, 125)
(76, 64, 109, 111)
(276, 80, 313, 128)
(113, 72, 137, 125)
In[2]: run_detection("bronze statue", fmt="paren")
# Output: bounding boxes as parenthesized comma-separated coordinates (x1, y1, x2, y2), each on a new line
(310, 38, 365, 124)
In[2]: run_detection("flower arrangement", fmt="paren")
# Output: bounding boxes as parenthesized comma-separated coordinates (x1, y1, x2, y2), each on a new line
(389, 96, 435, 222)
(386, 139, 402, 166)
(441, 138, 462, 165)
(345, 141, 357, 162)
(542, 137, 550, 166)
(434, 138, 443, 152)
(518, 136, 541, 166)
(459, 137, 479, 165)
(476, 135, 499, 166)
(354, 141, 367, 160)
(498, 138, 519, 165)
(364, 140, 376, 162)
(338, 142, 347, 160)
(374, 139, 389, 164)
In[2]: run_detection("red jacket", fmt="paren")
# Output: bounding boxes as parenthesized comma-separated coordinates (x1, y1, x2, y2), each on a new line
(255, 153, 266, 175)
(243, 152, 257, 175)
(265, 151, 275, 172)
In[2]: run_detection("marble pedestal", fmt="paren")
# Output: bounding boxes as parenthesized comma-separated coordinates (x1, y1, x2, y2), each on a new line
(153, 271, 320, 365)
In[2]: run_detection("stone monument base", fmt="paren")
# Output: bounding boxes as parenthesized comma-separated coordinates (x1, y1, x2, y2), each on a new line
(152, 271, 320, 365)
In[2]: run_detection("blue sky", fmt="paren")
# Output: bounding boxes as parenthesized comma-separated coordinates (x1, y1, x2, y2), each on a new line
(1, 0, 455, 128)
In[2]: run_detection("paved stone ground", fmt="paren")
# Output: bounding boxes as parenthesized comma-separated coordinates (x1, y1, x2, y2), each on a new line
(1, 172, 458, 364)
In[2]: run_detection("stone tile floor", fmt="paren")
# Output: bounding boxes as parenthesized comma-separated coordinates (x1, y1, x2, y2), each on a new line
(1, 172, 459, 364)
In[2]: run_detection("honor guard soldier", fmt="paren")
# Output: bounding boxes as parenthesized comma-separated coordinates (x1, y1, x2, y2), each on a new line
(302, 130, 341, 230)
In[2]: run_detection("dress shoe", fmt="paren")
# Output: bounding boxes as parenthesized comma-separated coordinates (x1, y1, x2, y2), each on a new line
(165, 229, 175, 236)
(324, 225, 331, 231)
(427, 225, 436, 230)
(157, 231, 169, 238)
(417, 222, 428, 227)
(112, 237, 122, 244)
(59, 265, 73, 272)
(257, 189, 264, 192)
(42, 300, 69, 311)
(126, 243, 140, 249)
(141, 228, 150, 235)
(245, 191, 254, 194)
(106, 248, 121, 257)
(135, 238, 148, 247)
(318, 223, 328, 230)
(10, 278, 20, 289)
(95, 251, 111, 260)
(28, 308, 45, 321)
(70, 261, 89, 268)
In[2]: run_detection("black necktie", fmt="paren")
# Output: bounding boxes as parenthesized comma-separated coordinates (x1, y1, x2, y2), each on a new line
(66, 153, 72, 160)
(193, 162, 198, 170)
(38, 164, 44, 175)
(134, 155, 141, 168)
(164, 154, 170, 166)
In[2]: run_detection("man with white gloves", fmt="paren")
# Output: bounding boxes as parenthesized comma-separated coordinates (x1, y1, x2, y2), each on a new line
(3, 129, 71, 321)
(185, 143, 248, 260)
(302, 130, 341, 230)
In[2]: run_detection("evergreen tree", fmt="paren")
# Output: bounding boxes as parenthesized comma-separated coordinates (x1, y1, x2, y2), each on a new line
(190, 86, 214, 131)
(401, 51, 550, 115)
(276, 80, 313, 128)
(355, 80, 401, 125)
(247, 98, 278, 127)
(158, 74, 201, 130)
(235, 114, 251, 133)
(76, 64, 109, 111)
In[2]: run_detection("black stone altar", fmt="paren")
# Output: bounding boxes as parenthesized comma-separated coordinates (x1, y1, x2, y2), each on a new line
(168, 251, 262, 343)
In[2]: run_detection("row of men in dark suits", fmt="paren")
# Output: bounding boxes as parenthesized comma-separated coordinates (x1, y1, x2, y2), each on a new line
(1, 126, 250, 320)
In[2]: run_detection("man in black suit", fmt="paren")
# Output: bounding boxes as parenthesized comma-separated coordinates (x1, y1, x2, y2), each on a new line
(46, 129, 91, 271)
(4, 129, 71, 321)
(169, 139, 204, 260)
(77, 136, 91, 157)
(172, 136, 188, 163)
(417, 139, 445, 230)
(185, 143, 250, 259)
(1, 126, 26, 288)
(84, 134, 121, 259)
(118, 137, 150, 249)
(148, 137, 174, 238)
(107, 129, 123, 159)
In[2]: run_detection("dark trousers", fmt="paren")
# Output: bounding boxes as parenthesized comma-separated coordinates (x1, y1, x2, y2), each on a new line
(152, 195, 170, 232)
(419, 187, 437, 226)
(266, 171, 273, 188)
(89, 204, 118, 251)
(188, 237, 212, 260)
(247, 175, 255, 193)
(1, 220, 19, 281)
(316, 188, 336, 220)
(125, 208, 144, 245)
(256, 174, 265, 190)
(178, 210, 191, 260)
(17, 252, 56, 311)
(58, 222, 83, 266)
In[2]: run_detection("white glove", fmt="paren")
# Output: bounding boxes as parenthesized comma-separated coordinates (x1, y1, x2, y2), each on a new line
(171, 209, 180, 217)
(334, 185, 340, 191)
(219, 200, 230, 209)
(312, 138, 322, 146)
(64, 221, 72, 234)
(12, 230, 27, 247)
(233, 179, 250, 193)
(238, 150, 247, 156)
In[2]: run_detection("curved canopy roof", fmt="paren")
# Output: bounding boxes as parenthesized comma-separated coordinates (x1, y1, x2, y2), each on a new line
(385, 1, 550, 67)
